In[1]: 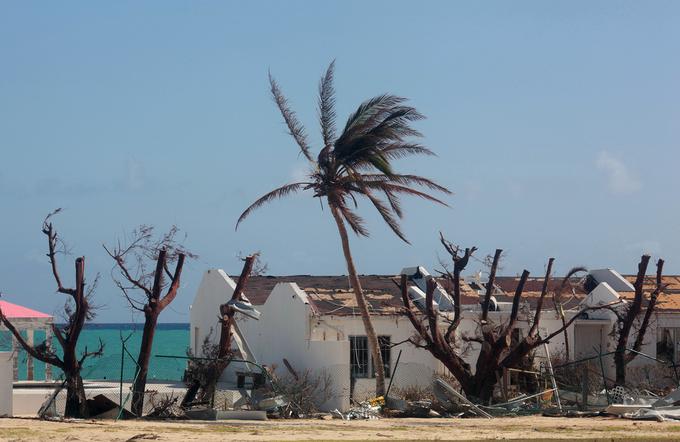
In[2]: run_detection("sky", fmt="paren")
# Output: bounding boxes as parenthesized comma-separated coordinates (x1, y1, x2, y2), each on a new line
(1, 1, 679, 323)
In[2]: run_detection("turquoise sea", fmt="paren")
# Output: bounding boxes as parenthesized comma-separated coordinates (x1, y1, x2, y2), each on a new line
(1, 323, 190, 382)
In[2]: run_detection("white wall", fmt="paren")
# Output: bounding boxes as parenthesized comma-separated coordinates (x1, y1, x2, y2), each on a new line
(189, 273, 351, 410)
(312, 314, 440, 401)
(0, 352, 13, 417)
(232, 283, 351, 411)
(189, 269, 237, 356)
(193, 268, 675, 408)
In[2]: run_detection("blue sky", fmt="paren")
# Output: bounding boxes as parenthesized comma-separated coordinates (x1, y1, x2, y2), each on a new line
(1, 1, 679, 322)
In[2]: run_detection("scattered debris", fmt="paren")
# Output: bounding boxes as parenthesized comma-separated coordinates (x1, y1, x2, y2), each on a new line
(652, 386, 680, 408)
(331, 401, 382, 420)
(384, 396, 432, 417)
(623, 408, 680, 422)
(433, 377, 493, 419)
(125, 434, 159, 442)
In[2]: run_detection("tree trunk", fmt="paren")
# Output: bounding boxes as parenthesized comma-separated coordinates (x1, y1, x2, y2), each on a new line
(64, 371, 88, 418)
(330, 205, 386, 397)
(614, 350, 627, 386)
(132, 310, 159, 417)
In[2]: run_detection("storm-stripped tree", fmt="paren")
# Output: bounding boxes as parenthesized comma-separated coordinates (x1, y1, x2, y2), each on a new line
(0, 209, 103, 418)
(104, 226, 194, 417)
(610, 255, 665, 386)
(236, 61, 451, 396)
(183, 253, 258, 405)
(399, 234, 618, 403)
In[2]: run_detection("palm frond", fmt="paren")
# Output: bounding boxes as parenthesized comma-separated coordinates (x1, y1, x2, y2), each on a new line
(367, 152, 393, 176)
(269, 72, 314, 162)
(383, 189, 403, 218)
(360, 187, 409, 243)
(380, 143, 435, 160)
(340, 143, 434, 175)
(318, 60, 337, 148)
(365, 181, 450, 207)
(362, 174, 452, 194)
(337, 203, 369, 237)
(236, 182, 309, 229)
(337, 95, 406, 144)
(334, 103, 425, 172)
(366, 106, 424, 141)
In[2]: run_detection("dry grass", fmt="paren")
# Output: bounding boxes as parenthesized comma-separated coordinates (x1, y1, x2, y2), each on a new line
(2, 416, 680, 441)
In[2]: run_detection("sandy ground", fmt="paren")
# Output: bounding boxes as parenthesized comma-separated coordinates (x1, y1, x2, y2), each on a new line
(1, 416, 680, 441)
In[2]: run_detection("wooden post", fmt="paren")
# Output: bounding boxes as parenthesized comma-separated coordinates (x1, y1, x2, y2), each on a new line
(543, 343, 562, 411)
(26, 329, 34, 381)
(12, 335, 18, 381)
(581, 364, 588, 410)
(44, 327, 52, 381)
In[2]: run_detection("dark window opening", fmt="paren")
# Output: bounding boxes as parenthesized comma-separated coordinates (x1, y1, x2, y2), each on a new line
(350, 336, 369, 378)
(350, 335, 391, 379)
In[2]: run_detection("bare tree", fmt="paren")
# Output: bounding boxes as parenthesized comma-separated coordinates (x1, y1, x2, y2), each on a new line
(104, 225, 194, 417)
(612, 255, 665, 386)
(217, 254, 256, 366)
(182, 254, 258, 406)
(552, 266, 588, 359)
(0, 210, 103, 417)
(400, 234, 617, 403)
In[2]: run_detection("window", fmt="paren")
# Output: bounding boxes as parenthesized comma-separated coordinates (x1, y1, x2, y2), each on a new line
(350, 335, 391, 378)
(511, 328, 523, 348)
(350, 336, 368, 378)
(657, 328, 680, 363)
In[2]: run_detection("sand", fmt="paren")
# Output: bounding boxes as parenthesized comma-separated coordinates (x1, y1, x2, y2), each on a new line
(1, 416, 680, 441)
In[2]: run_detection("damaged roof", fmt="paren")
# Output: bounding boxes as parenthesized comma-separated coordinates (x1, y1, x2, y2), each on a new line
(493, 275, 680, 312)
(620, 275, 680, 312)
(236, 274, 532, 316)
(491, 276, 588, 311)
(234, 275, 409, 316)
(234, 274, 680, 316)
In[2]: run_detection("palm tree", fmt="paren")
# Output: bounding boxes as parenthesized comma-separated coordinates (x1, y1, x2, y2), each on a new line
(237, 62, 451, 396)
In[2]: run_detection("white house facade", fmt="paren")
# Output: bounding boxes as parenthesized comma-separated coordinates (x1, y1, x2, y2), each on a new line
(189, 266, 680, 411)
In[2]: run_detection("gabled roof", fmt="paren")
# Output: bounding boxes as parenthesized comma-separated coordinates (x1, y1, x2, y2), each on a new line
(0, 300, 52, 319)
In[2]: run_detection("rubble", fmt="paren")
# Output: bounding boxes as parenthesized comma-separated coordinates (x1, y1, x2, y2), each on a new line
(605, 386, 680, 421)
(384, 396, 432, 417)
(331, 401, 382, 420)
(433, 377, 493, 418)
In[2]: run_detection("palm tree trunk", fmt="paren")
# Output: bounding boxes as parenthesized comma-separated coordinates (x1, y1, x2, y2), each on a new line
(330, 205, 386, 397)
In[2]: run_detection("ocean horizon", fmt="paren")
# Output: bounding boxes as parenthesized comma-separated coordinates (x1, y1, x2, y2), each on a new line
(3, 322, 191, 382)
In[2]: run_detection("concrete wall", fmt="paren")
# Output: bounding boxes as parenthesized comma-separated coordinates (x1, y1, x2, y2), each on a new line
(190, 270, 587, 409)
(311, 314, 439, 401)
(189, 269, 237, 356)
(189, 273, 351, 410)
(191, 268, 678, 409)
(0, 352, 13, 416)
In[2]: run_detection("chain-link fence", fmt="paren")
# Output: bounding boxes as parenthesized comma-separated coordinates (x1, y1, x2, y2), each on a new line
(32, 336, 680, 419)
(40, 333, 188, 419)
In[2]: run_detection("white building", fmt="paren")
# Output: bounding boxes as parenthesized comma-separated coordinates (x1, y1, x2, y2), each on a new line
(189, 266, 678, 411)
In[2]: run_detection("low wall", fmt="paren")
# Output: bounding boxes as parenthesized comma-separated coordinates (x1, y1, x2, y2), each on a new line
(0, 352, 13, 416)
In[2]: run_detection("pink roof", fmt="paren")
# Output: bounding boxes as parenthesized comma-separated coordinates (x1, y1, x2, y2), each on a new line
(0, 300, 52, 319)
